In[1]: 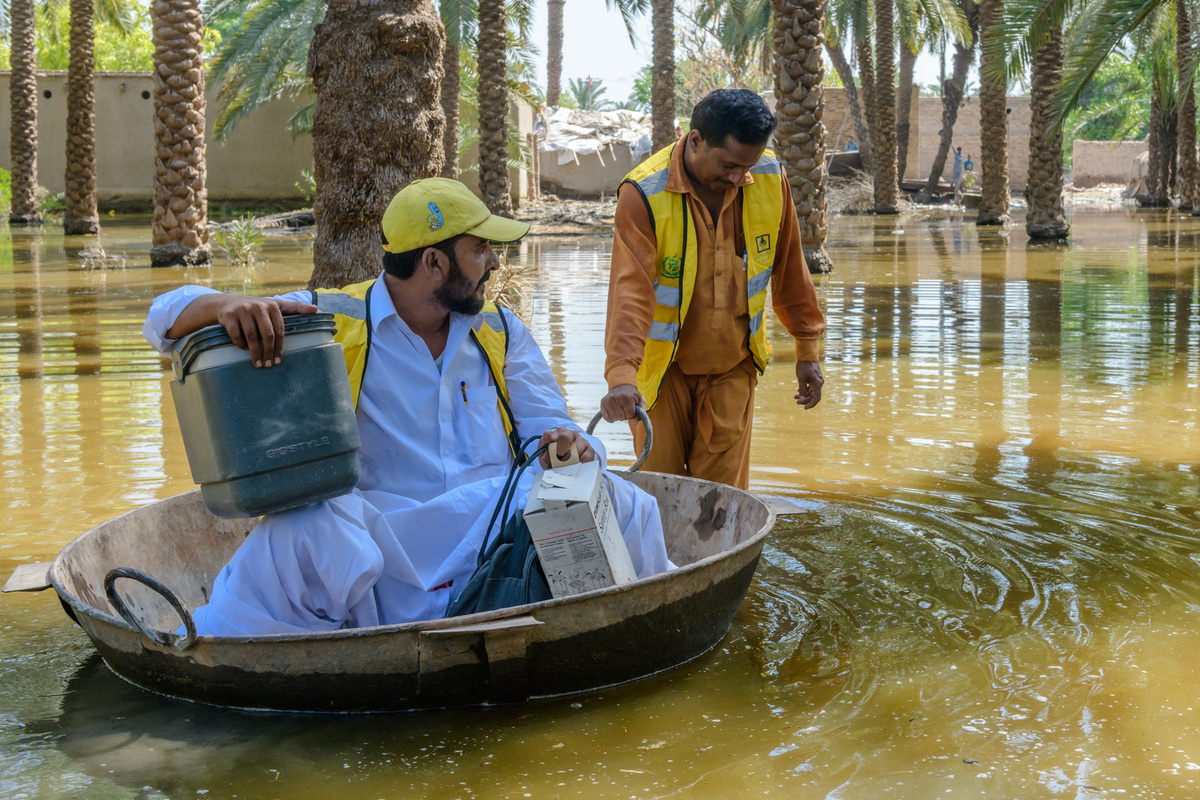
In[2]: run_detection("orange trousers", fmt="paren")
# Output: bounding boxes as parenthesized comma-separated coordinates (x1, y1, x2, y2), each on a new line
(631, 358, 758, 490)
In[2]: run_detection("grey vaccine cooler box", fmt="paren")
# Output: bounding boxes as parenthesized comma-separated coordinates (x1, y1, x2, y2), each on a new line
(169, 313, 361, 518)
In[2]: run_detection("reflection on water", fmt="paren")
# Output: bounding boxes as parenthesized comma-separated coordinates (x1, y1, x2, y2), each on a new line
(2, 208, 1200, 798)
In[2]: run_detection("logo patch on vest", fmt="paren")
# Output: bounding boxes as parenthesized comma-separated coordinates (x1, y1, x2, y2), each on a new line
(427, 202, 445, 231)
(755, 234, 771, 254)
(661, 254, 682, 279)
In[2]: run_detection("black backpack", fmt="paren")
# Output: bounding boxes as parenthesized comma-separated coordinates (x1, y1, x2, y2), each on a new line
(445, 438, 552, 617)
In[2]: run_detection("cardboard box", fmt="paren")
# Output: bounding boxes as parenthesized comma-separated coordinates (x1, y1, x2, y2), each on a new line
(523, 461, 637, 598)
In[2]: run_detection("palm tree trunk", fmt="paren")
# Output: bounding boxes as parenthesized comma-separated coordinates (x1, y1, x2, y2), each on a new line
(976, 0, 1009, 225)
(873, 0, 897, 212)
(1025, 21, 1067, 240)
(477, 0, 513, 214)
(9, 0, 40, 224)
(306, 0, 445, 288)
(896, 41, 915, 186)
(917, 0, 977, 203)
(1180, 0, 1198, 211)
(772, 0, 832, 272)
(64, 0, 100, 235)
(546, 0, 565, 107)
(856, 38, 877, 144)
(825, 39, 872, 171)
(651, 0, 676, 150)
(440, 40, 461, 179)
(1146, 75, 1173, 206)
(150, 0, 212, 266)
(1147, 77, 1163, 203)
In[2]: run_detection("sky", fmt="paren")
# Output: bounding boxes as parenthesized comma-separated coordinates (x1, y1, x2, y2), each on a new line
(529, 0, 950, 107)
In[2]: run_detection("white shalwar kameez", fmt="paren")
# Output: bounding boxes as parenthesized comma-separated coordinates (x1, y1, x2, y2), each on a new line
(144, 278, 674, 636)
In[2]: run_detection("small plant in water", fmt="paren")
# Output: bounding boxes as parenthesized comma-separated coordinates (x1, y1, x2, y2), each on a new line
(37, 189, 66, 217)
(212, 218, 264, 268)
(79, 244, 127, 270)
(294, 170, 316, 205)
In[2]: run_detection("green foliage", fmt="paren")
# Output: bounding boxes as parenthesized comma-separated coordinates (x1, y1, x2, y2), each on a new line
(455, 58, 534, 174)
(294, 169, 316, 203)
(627, 64, 689, 116)
(1063, 53, 1149, 145)
(0, 169, 11, 219)
(38, 190, 65, 217)
(206, 0, 322, 140)
(212, 218, 264, 268)
(0, 5, 145, 71)
(565, 77, 615, 110)
(0, 3, 220, 72)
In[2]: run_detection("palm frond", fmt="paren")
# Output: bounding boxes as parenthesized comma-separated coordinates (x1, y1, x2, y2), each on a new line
(606, 0, 649, 47)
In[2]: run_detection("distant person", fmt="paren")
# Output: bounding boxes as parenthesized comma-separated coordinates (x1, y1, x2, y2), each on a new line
(962, 155, 976, 190)
(675, 122, 683, 139)
(952, 147, 964, 186)
(845, 137, 858, 152)
(600, 89, 826, 490)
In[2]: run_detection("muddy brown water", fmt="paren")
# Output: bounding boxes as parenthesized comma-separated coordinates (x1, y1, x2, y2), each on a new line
(2, 207, 1199, 799)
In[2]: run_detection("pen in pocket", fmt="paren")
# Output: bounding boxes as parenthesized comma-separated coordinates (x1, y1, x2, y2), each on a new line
(460, 381, 469, 405)
(742, 250, 747, 271)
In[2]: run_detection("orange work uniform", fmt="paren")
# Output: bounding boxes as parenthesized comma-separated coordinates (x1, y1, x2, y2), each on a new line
(604, 142, 825, 489)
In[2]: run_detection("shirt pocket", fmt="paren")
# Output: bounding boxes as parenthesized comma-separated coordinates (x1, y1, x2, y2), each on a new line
(455, 385, 509, 464)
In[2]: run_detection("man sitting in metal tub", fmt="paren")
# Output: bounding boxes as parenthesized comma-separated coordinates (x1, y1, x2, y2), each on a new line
(143, 178, 674, 636)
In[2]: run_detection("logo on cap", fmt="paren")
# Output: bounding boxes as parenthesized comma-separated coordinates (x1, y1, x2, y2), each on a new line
(427, 202, 445, 232)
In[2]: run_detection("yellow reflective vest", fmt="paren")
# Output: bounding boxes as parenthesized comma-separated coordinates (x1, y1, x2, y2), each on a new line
(620, 143, 785, 410)
(311, 279, 524, 459)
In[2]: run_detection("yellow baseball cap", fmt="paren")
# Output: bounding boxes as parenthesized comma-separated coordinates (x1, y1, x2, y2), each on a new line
(381, 177, 530, 253)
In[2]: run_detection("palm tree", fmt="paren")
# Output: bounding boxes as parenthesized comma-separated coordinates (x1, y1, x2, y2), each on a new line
(1178, 0, 1197, 210)
(827, 0, 877, 167)
(439, 0, 477, 179)
(546, 0, 565, 105)
(773, 0, 834, 272)
(873, 0, 898, 211)
(652, 0, 677, 148)
(825, 33, 874, 169)
(306, 0, 445, 287)
(916, 0, 976, 202)
(1025, 16, 1067, 238)
(976, 0, 1009, 225)
(477, 0, 512, 213)
(9, 0, 40, 224)
(566, 76, 618, 109)
(65, 0, 100, 235)
(1143, 10, 1178, 205)
(206, 0, 323, 140)
(150, 0, 212, 266)
(896, 37, 916, 182)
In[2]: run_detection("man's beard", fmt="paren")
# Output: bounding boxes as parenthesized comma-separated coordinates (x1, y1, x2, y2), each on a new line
(435, 254, 488, 316)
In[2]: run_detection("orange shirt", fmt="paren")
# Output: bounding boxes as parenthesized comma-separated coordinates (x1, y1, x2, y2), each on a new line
(605, 142, 826, 390)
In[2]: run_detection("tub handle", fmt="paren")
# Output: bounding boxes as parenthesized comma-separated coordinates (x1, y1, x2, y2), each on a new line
(104, 567, 198, 651)
(587, 405, 653, 473)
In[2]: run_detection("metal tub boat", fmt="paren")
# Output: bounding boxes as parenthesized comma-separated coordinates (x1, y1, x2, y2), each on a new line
(10, 471, 775, 712)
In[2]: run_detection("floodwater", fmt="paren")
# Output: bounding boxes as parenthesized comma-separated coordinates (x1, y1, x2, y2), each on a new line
(2, 205, 1199, 799)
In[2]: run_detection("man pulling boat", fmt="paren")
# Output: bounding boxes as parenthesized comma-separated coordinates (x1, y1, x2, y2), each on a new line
(143, 178, 674, 635)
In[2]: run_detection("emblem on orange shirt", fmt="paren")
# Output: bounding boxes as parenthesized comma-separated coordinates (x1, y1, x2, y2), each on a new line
(661, 254, 681, 279)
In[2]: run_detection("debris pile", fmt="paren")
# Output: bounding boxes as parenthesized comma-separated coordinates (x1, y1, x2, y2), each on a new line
(540, 107, 653, 168)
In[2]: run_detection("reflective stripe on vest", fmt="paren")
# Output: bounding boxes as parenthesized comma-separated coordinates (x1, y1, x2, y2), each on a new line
(314, 282, 523, 460)
(620, 143, 784, 410)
